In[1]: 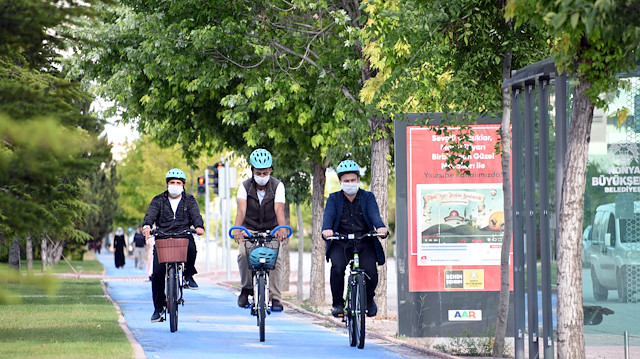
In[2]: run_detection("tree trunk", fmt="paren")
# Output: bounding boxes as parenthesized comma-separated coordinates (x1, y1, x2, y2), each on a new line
(41, 235, 63, 269)
(41, 236, 49, 271)
(493, 49, 513, 358)
(26, 236, 33, 273)
(309, 162, 327, 306)
(282, 204, 291, 292)
(297, 204, 305, 301)
(557, 75, 593, 359)
(9, 237, 20, 271)
(370, 115, 391, 316)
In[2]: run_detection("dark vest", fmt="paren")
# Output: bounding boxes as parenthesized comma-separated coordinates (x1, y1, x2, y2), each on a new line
(242, 177, 281, 231)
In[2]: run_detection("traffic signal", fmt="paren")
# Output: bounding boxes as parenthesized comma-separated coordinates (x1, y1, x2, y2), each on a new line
(209, 162, 221, 194)
(197, 176, 206, 195)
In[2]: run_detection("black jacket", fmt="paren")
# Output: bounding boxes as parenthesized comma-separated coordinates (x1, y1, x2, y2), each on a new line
(142, 191, 204, 234)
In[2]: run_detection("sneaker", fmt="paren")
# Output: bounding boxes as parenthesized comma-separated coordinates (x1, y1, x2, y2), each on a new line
(366, 300, 377, 317)
(237, 288, 252, 308)
(271, 299, 283, 312)
(184, 276, 198, 289)
(332, 305, 344, 317)
(151, 308, 164, 322)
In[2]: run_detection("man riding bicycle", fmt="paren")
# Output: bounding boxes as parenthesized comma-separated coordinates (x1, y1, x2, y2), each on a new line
(321, 160, 388, 318)
(142, 168, 205, 322)
(232, 149, 288, 312)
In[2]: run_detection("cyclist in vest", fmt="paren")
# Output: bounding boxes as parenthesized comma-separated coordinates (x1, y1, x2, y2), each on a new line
(232, 149, 288, 312)
(321, 160, 388, 318)
(142, 168, 205, 322)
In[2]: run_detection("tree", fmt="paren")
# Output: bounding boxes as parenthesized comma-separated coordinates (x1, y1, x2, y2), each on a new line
(507, 1, 640, 357)
(73, 0, 377, 308)
(0, 0, 115, 269)
(359, 0, 548, 339)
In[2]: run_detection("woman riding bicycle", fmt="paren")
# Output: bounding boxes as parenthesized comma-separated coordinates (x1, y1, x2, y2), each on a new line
(142, 168, 205, 322)
(321, 160, 388, 318)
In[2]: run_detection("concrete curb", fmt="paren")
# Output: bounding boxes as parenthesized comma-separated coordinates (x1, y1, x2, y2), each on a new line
(216, 282, 461, 359)
(100, 279, 146, 359)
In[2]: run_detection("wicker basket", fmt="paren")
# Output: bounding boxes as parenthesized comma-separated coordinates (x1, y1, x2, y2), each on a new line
(155, 238, 189, 263)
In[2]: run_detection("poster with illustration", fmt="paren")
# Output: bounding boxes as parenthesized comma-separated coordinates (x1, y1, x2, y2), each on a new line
(417, 184, 504, 267)
(406, 124, 513, 292)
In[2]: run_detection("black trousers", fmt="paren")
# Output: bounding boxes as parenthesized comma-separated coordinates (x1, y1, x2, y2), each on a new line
(328, 239, 378, 308)
(152, 236, 197, 311)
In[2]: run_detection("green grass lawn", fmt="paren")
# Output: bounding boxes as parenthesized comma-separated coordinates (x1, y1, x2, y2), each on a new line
(0, 261, 133, 359)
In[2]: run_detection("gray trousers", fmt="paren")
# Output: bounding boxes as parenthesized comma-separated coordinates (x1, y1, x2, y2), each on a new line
(238, 242, 283, 301)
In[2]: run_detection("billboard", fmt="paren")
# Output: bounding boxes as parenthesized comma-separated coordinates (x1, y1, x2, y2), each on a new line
(406, 124, 513, 292)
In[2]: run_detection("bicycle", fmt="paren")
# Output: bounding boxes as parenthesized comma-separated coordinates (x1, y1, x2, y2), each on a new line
(152, 228, 194, 333)
(323, 232, 387, 349)
(229, 224, 293, 342)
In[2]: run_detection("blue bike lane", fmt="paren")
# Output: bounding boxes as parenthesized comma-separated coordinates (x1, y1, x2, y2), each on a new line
(96, 252, 443, 359)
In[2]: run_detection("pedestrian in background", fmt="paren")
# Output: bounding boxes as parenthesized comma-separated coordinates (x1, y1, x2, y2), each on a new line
(114, 227, 126, 268)
(133, 226, 146, 269)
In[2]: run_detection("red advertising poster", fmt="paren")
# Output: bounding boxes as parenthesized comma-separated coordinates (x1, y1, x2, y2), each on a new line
(407, 124, 513, 292)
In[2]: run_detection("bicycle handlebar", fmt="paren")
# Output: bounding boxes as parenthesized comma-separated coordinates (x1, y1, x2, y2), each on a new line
(323, 232, 388, 242)
(228, 225, 293, 241)
(151, 228, 195, 238)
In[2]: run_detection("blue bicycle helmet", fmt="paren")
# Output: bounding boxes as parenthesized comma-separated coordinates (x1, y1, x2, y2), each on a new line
(165, 168, 187, 183)
(248, 246, 278, 269)
(336, 160, 360, 179)
(250, 148, 272, 169)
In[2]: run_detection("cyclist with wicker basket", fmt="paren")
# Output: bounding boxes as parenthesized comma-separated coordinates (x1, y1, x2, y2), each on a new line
(321, 160, 388, 318)
(232, 149, 288, 312)
(142, 168, 205, 322)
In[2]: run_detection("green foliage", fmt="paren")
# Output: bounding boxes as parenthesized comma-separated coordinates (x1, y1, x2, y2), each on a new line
(71, 0, 383, 201)
(0, 0, 118, 259)
(507, 0, 640, 107)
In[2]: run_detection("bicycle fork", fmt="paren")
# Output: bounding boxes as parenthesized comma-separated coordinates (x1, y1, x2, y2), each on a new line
(252, 271, 271, 315)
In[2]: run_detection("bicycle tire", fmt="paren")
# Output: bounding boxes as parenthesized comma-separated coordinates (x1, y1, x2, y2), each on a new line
(168, 264, 179, 332)
(347, 276, 357, 347)
(355, 274, 366, 349)
(258, 273, 266, 342)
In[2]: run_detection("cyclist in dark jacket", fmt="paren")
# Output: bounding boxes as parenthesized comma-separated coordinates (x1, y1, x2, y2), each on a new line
(142, 168, 205, 322)
(321, 160, 388, 318)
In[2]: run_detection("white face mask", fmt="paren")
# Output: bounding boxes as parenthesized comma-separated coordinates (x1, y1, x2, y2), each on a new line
(341, 182, 359, 195)
(167, 185, 183, 197)
(254, 175, 270, 186)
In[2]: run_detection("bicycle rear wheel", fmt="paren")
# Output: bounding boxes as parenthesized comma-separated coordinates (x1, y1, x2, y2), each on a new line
(168, 263, 179, 332)
(354, 274, 366, 349)
(257, 273, 266, 342)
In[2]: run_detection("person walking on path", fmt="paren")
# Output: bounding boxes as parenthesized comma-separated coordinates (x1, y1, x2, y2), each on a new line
(113, 227, 126, 268)
(321, 160, 388, 318)
(133, 226, 146, 269)
(142, 168, 205, 322)
(232, 148, 288, 312)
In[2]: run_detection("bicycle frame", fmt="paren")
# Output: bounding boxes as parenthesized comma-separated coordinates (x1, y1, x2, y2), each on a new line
(324, 232, 386, 349)
(229, 225, 292, 342)
(152, 229, 193, 332)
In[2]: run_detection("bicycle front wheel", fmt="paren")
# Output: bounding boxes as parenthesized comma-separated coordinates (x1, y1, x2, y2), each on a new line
(354, 274, 366, 349)
(168, 263, 179, 332)
(346, 278, 357, 347)
(257, 273, 266, 342)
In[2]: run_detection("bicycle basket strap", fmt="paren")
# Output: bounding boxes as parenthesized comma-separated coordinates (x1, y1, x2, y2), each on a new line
(248, 246, 278, 269)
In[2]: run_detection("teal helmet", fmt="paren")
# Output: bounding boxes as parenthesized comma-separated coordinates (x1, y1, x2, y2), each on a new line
(250, 148, 272, 169)
(248, 246, 278, 269)
(165, 168, 187, 183)
(336, 160, 360, 179)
